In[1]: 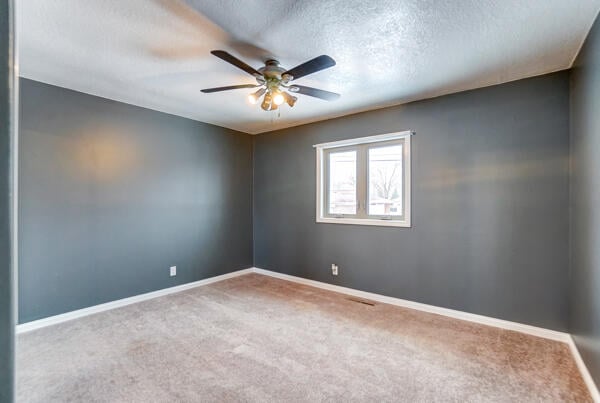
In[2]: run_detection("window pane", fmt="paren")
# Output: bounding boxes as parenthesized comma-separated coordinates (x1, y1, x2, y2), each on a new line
(368, 144, 403, 216)
(328, 150, 357, 215)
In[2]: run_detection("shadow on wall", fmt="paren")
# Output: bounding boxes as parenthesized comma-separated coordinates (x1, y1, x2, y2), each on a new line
(422, 152, 569, 189)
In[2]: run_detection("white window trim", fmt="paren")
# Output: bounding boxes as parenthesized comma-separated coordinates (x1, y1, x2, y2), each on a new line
(315, 130, 412, 228)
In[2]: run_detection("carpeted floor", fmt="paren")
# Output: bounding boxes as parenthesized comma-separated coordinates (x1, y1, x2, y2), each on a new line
(17, 273, 590, 402)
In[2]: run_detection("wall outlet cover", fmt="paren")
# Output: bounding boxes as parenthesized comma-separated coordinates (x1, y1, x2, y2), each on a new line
(332, 264, 338, 276)
(170, 266, 176, 277)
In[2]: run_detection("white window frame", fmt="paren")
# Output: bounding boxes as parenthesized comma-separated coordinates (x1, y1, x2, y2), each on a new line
(315, 131, 412, 228)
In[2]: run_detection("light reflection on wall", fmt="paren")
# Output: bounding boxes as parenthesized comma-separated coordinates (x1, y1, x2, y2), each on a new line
(71, 126, 139, 182)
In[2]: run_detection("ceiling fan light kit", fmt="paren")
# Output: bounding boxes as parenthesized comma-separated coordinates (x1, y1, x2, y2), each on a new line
(248, 87, 266, 104)
(201, 50, 340, 112)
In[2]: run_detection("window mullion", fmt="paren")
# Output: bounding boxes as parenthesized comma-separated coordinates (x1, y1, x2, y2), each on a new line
(356, 145, 368, 219)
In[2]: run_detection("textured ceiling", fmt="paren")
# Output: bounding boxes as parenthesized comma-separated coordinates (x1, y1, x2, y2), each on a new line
(17, 0, 600, 134)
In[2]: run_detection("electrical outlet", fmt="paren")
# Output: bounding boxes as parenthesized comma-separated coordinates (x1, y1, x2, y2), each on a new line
(331, 264, 338, 276)
(170, 266, 176, 277)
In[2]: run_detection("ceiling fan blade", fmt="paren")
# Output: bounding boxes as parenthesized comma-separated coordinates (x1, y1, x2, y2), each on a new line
(210, 50, 262, 77)
(201, 84, 259, 93)
(290, 85, 340, 101)
(282, 55, 336, 80)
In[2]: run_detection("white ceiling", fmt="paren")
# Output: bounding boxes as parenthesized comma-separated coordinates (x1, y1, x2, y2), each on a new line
(17, 0, 600, 134)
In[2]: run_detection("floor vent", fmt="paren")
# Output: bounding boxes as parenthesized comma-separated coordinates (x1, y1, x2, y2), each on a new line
(347, 297, 375, 306)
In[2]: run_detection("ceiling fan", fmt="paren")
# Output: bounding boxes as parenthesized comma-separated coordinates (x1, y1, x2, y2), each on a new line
(201, 50, 340, 111)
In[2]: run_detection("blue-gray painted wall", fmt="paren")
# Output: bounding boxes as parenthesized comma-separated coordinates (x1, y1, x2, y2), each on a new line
(18, 78, 253, 323)
(253, 72, 571, 331)
(0, 0, 14, 401)
(569, 12, 600, 386)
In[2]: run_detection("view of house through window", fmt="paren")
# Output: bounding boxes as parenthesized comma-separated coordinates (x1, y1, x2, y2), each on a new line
(328, 150, 357, 215)
(316, 131, 411, 227)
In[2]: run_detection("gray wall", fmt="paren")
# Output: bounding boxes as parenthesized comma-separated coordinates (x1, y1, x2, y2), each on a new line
(0, 0, 14, 401)
(19, 79, 253, 323)
(570, 13, 600, 385)
(254, 72, 570, 331)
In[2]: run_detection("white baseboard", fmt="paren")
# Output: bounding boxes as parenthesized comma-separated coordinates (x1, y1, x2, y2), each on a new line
(16, 268, 254, 333)
(251, 267, 570, 342)
(568, 335, 600, 402)
(20, 266, 571, 342)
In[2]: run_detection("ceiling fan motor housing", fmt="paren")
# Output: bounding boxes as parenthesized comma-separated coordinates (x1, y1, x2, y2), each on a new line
(260, 60, 286, 78)
(258, 59, 289, 89)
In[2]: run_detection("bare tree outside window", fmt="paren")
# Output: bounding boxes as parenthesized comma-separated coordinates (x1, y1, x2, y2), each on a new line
(368, 145, 403, 216)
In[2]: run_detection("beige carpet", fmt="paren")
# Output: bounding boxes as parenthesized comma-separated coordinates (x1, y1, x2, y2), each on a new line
(17, 273, 590, 402)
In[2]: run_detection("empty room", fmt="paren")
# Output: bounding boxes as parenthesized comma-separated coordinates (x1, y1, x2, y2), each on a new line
(2, 0, 600, 401)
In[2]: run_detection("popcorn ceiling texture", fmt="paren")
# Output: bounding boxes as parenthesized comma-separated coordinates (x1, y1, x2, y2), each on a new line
(17, 274, 590, 402)
(16, 0, 600, 134)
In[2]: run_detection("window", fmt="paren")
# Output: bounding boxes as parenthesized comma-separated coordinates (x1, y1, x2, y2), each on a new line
(315, 131, 412, 227)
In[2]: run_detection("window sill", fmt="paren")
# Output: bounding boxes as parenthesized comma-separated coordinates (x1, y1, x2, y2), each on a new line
(316, 217, 411, 228)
